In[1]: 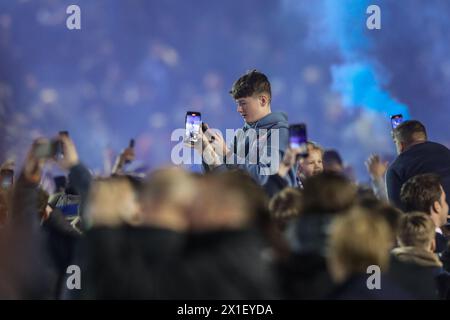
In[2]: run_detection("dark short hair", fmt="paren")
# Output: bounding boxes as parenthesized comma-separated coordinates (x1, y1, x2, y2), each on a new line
(400, 173, 442, 214)
(393, 120, 427, 144)
(323, 149, 343, 167)
(302, 171, 357, 215)
(229, 69, 271, 101)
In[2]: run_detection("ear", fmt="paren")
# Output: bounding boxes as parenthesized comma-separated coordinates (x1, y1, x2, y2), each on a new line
(259, 94, 269, 107)
(431, 200, 442, 215)
(399, 141, 407, 153)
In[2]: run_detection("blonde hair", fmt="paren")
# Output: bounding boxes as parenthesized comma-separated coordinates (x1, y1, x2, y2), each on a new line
(397, 212, 435, 249)
(307, 141, 324, 156)
(328, 207, 392, 279)
(86, 177, 138, 228)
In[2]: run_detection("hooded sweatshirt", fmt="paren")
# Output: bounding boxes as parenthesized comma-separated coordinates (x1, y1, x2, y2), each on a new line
(391, 246, 443, 268)
(214, 112, 297, 192)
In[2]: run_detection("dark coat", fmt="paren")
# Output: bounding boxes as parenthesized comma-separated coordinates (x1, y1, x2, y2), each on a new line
(328, 274, 412, 300)
(79, 227, 279, 299)
(276, 252, 334, 299)
(78, 225, 185, 299)
(171, 229, 281, 299)
(386, 141, 450, 210)
(387, 252, 439, 299)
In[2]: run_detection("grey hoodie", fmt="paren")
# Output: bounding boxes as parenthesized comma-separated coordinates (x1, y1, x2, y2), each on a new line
(215, 112, 297, 191)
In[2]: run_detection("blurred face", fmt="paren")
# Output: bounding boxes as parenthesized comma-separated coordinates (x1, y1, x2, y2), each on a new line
(297, 149, 324, 179)
(436, 187, 449, 227)
(236, 94, 269, 123)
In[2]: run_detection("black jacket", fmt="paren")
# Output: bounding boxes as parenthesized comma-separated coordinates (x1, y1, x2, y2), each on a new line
(78, 225, 185, 299)
(171, 229, 281, 299)
(387, 253, 439, 299)
(276, 252, 334, 299)
(386, 141, 450, 209)
(328, 274, 412, 300)
(79, 227, 279, 299)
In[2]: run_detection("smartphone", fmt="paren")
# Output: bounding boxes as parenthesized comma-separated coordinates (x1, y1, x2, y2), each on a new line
(390, 114, 403, 129)
(54, 131, 69, 159)
(185, 111, 202, 143)
(0, 169, 13, 189)
(34, 141, 54, 159)
(289, 123, 308, 157)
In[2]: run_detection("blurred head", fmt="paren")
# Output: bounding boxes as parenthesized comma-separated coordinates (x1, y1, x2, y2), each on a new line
(230, 70, 271, 123)
(269, 187, 302, 230)
(397, 212, 436, 252)
(85, 176, 140, 228)
(323, 149, 344, 174)
(392, 120, 427, 154)
(297, 142, 324, 180)
(358, 192, 402, 233)
(302, 171, 357, 215)
(189, 170, 268, 232)
(138, 167, 197, 232)
(328, 208, 393, 284)
(400, 173, 449, 228)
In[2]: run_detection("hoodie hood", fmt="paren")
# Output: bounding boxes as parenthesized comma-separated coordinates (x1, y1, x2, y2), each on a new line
(243, 112, 289, 131)
(391, 246, 443, 268)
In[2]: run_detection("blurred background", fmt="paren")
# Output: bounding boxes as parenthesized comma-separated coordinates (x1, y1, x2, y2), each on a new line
(0, 0, 449, 181)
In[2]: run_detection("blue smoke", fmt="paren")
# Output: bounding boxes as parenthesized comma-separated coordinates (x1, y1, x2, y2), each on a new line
(332, 63, 409, 116)
(285, 0, 410, 118)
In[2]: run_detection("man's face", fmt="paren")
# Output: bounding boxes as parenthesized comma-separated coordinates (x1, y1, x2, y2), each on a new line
(297, 149, 324, 179)
(235, 94, 266, 123)
(437, 187, 449, 227)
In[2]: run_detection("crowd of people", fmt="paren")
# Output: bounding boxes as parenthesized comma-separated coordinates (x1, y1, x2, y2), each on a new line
(0, 70, 449, 300)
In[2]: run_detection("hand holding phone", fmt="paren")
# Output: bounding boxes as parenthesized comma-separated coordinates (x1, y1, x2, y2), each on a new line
(185, 111, 202, 144)
(54, 131, 69, 160)
(390, 114, 403, 129)
(289, 123, 308, 158)
(56, 135, 79, 170)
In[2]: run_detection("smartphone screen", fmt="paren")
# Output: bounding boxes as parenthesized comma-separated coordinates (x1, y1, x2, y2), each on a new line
(390, 114, 403, 129)
(34, 142, 53, 159)
(289, 123, 308, 156)
(0, 169, 14, 189)
(185, 111, 202, 143)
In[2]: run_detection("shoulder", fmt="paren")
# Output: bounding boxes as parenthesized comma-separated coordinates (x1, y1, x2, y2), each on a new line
(387, 158, 401, 176)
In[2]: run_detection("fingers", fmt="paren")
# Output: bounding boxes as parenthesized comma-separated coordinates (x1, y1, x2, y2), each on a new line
(59, 135, 76, 156)
(57, 135, 79, 169)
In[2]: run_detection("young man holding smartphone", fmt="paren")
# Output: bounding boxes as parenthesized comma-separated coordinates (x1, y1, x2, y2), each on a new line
(201, 70, 297, 194)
